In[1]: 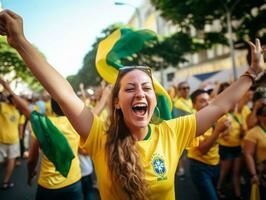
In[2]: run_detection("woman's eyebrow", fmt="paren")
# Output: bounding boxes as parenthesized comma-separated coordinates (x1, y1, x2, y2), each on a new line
(125, 81, 151, 87)
(142, 82, 152, 86)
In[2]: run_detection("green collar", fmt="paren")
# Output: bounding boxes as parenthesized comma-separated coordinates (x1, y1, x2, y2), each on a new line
(143, 125, 151, 141)
(259, 124, 266, 134)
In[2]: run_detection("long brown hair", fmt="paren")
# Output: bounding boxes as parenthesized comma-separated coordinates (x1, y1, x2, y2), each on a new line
(105, 67, 152, 200)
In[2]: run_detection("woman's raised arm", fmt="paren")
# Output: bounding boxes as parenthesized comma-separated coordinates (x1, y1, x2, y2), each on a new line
(196, 39, 265, 136)
(0, 10, 93, 139)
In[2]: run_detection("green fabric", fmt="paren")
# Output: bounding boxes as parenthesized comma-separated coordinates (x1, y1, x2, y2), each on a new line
(156, 95, 172, 120)
(106, 28, 172, 121)
(106, 28, 157, 70)
(143, 125, 151, 141)
(259, 125, 266, 134)
(30, 111, 74, 177)
(97, 27, 172, 121)
(229, 112, 241, 125)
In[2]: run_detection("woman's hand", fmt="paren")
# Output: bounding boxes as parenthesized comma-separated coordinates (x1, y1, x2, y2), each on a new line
(248, 39, 265, 75)
(251, 174, 260, 185)
(0, 77, 11, 92)
(0, 9, 26, 49)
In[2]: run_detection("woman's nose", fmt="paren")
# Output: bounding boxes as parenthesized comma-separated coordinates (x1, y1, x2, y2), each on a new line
(135, 88, 145, 99)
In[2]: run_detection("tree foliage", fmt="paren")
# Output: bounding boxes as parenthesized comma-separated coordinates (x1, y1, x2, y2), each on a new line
(0, 37, 43, 92)
(151, 0, 266, 51)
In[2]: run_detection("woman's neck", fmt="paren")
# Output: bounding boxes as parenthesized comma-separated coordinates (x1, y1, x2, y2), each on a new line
(131, 126, 149, 141)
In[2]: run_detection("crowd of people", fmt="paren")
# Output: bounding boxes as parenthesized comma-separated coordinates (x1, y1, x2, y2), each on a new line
(0, 9, 265, 200)
(169, 80, 266, 200)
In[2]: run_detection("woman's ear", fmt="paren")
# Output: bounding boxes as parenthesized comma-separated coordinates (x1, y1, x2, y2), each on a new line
(114, 98, 120, 109)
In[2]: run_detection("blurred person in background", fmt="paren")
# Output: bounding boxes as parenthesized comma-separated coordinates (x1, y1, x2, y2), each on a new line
(216, 82, 246, 199)
(246, 91, 265, 129)
(78, 84, 111, 199)
(188, 89, 230, 200)
(172, 81, 195, 178)
(173, 81, 194, 117)
(244, 103, 266, 199)
(0, 85, 21, 190)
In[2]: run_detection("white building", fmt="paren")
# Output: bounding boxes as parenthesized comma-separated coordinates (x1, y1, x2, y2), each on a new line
(126, 0, 249, 90)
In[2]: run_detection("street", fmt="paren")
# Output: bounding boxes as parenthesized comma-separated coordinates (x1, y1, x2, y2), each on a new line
(0, 158, 200, 200)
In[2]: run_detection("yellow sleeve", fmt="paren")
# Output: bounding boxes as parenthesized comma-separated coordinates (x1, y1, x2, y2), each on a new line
(19, 115, 26, 125)
(80, 114, 106, 158)
(167, 114, 197, 152)
(244, 127, 258, 144)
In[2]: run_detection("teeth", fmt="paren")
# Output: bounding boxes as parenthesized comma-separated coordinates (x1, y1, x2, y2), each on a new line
(133, 103, 147, 108)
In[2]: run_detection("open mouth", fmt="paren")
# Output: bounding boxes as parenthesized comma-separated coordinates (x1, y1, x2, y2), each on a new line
(132, 103, 148, 116)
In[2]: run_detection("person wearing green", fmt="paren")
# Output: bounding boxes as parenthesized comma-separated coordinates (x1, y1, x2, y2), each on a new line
(0, 78, 83, 200)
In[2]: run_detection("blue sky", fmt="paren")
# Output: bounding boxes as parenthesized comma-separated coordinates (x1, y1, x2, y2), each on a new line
(2, 0, 143, 77)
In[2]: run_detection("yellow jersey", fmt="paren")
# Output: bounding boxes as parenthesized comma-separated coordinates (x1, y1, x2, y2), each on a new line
(244, 126, 266, 164)
(240, 105, 251, 130)
(45, 100, 54, 116)
(174, 97, 194, 114)
(188, 127, 220, 165)
(218, 112, 243, 147)
(0, 102, 20, 144)
(81, 114, 197, 200)
(35, 116, 81, 189)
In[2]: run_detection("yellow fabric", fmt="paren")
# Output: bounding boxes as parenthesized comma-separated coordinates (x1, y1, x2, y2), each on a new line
(19, 114, 26, 125)
(36, 116, 81, 189)
(241, 105, 251, 131)
(218, 113, 243, 147)
(81, 114, 197, 200)
(188, 127, 220, 165)
(95, 29, 121, 84)
(0, 103, 20, 144)
(99, 107, 109, 122)
(45, 101, 54, 116)
(174, 97, 194, 113)
(244, 126, 266, 164)
(250, 184, 260, 200)
(33, 104, 40, 112)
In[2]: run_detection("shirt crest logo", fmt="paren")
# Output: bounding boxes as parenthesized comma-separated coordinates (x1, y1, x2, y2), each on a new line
(9, 115, 17, 122)
(151, 154, 167, 181)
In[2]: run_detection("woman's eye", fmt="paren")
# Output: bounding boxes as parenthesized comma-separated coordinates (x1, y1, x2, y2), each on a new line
(143, 87, 152, 91)
(125, 88, 134, 92)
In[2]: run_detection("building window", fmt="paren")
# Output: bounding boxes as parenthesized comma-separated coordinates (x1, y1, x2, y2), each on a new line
(167, 72, 175, 82)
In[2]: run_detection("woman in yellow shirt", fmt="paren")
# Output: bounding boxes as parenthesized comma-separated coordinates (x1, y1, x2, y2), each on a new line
(216, 83, 246, 199)
(0, 79, 83, 200)
(0, 10, 264, 200)
(244, 104, 266, 199)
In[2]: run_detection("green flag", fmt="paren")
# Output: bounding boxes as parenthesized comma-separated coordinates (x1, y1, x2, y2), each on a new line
(30, 111, 74, 177)
(96, 28, 172, 120)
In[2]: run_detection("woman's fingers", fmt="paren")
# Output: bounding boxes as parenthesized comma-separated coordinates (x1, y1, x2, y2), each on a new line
(255, 38, 261, 50)
(5, 9, 20, 19)
(0, 10, 14, 24)
(247, 41, 256, 51)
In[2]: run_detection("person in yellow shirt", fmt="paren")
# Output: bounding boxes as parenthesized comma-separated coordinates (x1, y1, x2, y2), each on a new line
(244, 104, 266, 199)
(216, 83, 246, 199)
(43, 92, 54, 116)
(0, 91, 20, 189)
(172, 81, 194, 117)
(172, 81, 194, 177)
(0, 10, 264, 199)
(188, 89, 229, 200)
(247, 91, 264, 129)
(0, 79, 82, 199)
